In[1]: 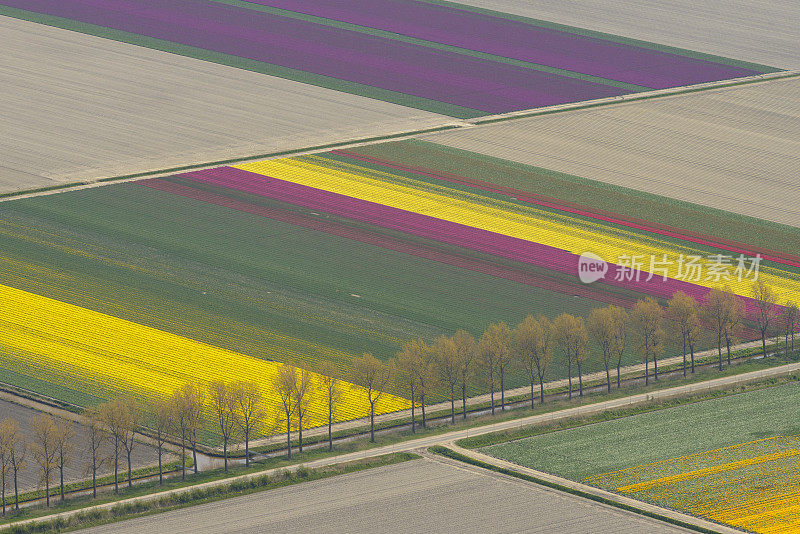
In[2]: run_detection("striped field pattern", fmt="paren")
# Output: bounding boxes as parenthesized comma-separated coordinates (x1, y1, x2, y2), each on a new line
(586, 437, 800, 534)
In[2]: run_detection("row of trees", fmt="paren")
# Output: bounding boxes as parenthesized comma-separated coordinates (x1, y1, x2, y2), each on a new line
(372, 281, 798, 438)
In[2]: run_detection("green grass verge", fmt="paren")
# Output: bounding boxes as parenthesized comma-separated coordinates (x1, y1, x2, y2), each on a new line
(428, 446, 723, 534)
(1, 452, 418, 532)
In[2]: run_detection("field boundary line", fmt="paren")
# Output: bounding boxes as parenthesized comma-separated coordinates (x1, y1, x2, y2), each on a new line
(441, 443, 745, 534)
(0, 123, 464, 203)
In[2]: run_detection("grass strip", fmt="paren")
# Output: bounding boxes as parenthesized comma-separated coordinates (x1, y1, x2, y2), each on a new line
(0, 452, 418, 532)
(0, 6, 480, 119)
(416, 0, 780, 73)
(428, 446, 724, 534)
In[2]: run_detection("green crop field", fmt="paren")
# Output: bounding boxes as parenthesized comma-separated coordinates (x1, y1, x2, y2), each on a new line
(480, 381, 800, 480)
(0, 183, 619, 394)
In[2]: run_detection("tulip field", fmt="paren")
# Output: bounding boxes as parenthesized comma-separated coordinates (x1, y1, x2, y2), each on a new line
(0, 283, 409, 441)
(481, 382, 800, 534)
(0, 0, 776, 118)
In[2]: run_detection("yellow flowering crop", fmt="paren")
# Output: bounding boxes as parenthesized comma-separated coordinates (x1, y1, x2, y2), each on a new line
(0, 284, 409, 438)
(587, 436, 800, 534)
(235, 156, 800, 305)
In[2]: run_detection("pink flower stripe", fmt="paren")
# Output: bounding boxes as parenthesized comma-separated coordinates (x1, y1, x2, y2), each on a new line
(172, 166, 766, 318)
(333, 150, 800, 270)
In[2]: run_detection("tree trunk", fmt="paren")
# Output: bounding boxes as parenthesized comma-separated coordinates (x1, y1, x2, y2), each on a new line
(421, 395, 427, 428)
(653, 352, 659, 380)
(539, 378, 545, 404)
(762, 331, 767, 358)
(2, 472, 5, 516)
(298, 417, 303, 453)
(578, 362, 583, 396)
(682, 334, 687, 377)
(461, 382, 467, 420)
(450, 385, 455, 423)
(370, 402, 375, 443)
(114, 437, 119, 493)
(60, 460, 64, 502)
(530, 373, 535, 409)
(158, 443, 163, 485)
(726, 335, 732, 365)
(605, 364, 611, 393)
(645, 357, 649, 386)
(127, 450, 133, 487)
(489, 367, 495, 415)
(500, 367, 505, 411)
(718, 334, 723, 371)
(246, 429, 251, 467)
(286, 414, 292, 459)
(181, 433, 186, 481)
(690, 342, 696, 373)
(617, 360, 622, 388)
(13, 468, 18, 510)
(567, 357, 573, 399)
(192, 443, 198, 475)
(45, 475, 50, 507)
(410, 388, 416, 434)
(92, 456, 97, 497)
(223, 439, 228, 473)
(328, 405, 333, 452)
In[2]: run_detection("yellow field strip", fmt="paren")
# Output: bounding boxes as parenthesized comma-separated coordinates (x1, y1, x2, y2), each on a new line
(616, 448, 800, 493)
(0, 284, 409, 435)
(235, 156, 800, 304)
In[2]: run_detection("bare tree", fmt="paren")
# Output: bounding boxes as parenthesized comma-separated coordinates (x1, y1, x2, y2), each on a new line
(0, 419, 16, 515)
(5, 420, 25, 511)
(152, 398, 173, 484)
(209, 381, 236, 473)
(554, 314, 587, 398)
(481, 323, 513, 411)
(666, 292, 700, 377)
(232, 380, 264, 466)
(631, 297, 664, 384)
(702, 288, 728, 371)
(83, 408, 106, 497)
(432, 335, 460, 423)
(752, 279, 777, 357)
(607, 307, 629, 387)
(118, 399, 139, 488)
(396, 338, 425, 432)
(588, 307, 616, 392)
(414, 345, 437, 429)
(723, 294, 745, 365)
(319, 363, 342, 451)
(174, 384, 204, 476)
(31, 414, 58, 507)
(784, 302, 799, 355)
(54, 419, 73, 503)
(274, 365, 298, 459)
(515, 315, 548, 406)
(352, 353, 391, 442)
(294, 369, 313, 453)
(452, 330, 476, 419)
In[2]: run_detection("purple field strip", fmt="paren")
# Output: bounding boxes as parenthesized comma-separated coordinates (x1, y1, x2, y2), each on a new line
(176, 166, 764, 317)
(5, 0, 626, 113)
(254, 0, 762, 88)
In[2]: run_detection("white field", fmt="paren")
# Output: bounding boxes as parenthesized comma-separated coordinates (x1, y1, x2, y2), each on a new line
(453, 0, 800, 69)
(0, 16, 450, 193)
(425, 77, 800, 227)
